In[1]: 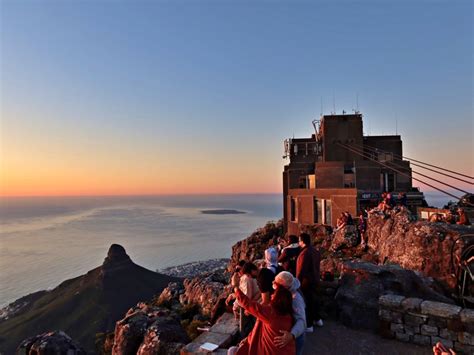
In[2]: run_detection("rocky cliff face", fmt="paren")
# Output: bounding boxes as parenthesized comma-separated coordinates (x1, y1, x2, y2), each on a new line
(366, 208, 471, 290)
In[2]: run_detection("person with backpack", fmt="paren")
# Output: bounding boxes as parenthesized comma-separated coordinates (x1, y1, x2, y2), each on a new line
(278, 235, 301, 276)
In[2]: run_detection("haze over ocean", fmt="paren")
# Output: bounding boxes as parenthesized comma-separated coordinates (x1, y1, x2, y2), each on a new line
(0, 194, 282, 307)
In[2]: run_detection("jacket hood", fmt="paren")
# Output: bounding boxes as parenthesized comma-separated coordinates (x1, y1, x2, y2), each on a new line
(265, 247, 278, 268)
(290, 277, 301, 293)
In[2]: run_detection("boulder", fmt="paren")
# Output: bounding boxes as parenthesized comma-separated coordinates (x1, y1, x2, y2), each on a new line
(330, 225, 359, 251)
(137, 316, 189, 355)
(16, 331, 85, 355)
(112, 304, 173, 355)
(335, 261, 453, 330)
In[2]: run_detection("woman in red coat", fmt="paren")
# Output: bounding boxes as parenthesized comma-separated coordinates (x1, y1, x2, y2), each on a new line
(230, 282, 295, 355)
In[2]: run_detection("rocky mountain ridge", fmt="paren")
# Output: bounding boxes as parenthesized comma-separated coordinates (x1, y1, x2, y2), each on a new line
(0, 244, 179, 354)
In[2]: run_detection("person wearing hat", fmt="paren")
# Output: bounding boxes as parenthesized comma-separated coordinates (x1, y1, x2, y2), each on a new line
(273, 271, 307, 355)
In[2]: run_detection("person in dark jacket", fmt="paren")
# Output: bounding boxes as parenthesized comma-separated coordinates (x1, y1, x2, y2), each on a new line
(296, 233, 323, 331)
(278, 234, 301, 276)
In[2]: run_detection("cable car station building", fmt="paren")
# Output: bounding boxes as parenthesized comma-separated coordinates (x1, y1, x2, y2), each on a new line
(283, 113, 424, 234)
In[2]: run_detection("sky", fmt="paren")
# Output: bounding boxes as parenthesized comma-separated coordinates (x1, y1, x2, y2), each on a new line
(1, 0, 472, 196)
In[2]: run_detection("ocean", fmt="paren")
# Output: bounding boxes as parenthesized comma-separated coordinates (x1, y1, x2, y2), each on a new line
(0, 191, 452, 307)
(0, 195, 282, 307)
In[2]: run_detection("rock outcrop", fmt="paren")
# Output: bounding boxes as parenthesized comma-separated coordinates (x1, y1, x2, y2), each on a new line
(157, 282, 185, 307)
(112, 303, 189, 355)
(335, 261, 454, 330)
(366, 208, 471, 290)
(229, 220, 284, 270)
(179, 270, 229, 318)
(16, 331, 85, 355)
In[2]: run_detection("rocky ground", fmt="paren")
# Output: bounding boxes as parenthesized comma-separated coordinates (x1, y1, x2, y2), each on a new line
(304, 320, 431, 355)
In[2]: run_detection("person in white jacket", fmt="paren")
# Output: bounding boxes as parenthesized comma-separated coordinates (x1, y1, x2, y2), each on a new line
(272, 271, 307, 355)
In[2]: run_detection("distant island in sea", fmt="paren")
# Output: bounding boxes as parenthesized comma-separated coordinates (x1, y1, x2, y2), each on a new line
(200, 209, 247, 215)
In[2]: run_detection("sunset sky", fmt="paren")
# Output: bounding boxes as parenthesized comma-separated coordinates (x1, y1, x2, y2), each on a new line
(1, 1, 472, 196)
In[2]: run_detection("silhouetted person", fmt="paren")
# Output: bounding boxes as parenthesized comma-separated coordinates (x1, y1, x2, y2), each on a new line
(278, 235, 301, 276)
(296, 233, 323, 331)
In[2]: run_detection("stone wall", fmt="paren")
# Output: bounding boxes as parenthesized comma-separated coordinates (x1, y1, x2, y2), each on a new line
(379, 294, 474, 354)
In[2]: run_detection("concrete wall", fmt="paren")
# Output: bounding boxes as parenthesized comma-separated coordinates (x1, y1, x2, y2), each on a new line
(322, 115, 364, 162)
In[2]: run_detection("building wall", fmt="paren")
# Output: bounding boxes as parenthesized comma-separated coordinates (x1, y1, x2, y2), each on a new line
(322, 115, 364, 162)
(286, 188, 357, 234)
(315, 161, 345, 188)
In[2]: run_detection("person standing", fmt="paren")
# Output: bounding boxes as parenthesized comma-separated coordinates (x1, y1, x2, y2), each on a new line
(296, 233, 323, 331)
(358, 212, 367, 248)
(238, 262, 261, 337)
(278, 235, 301, 276)
(457, 208, 471, 225)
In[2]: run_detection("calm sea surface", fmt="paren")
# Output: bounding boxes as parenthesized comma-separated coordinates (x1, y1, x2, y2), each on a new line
(0, 195, 281, 307)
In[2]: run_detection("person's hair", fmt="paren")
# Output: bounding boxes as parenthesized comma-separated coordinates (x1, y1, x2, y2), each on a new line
(288, 234, 298, 244)
(242, 262, 258, 275)
(238, 260, 246, 267)
(271, 285, 293, 316)
(299, 233, 311, 246)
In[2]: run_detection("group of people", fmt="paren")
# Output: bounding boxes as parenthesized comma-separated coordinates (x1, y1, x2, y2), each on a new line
(429, 207, 471, 225)
(226, 233, 322, 355)
(370, 191, 407, 216)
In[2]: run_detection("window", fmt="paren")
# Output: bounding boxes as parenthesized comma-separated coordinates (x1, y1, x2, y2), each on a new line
(290, 198, 296, 222)
(325, 200, 332, 225)
(313, 197, 319, 223)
